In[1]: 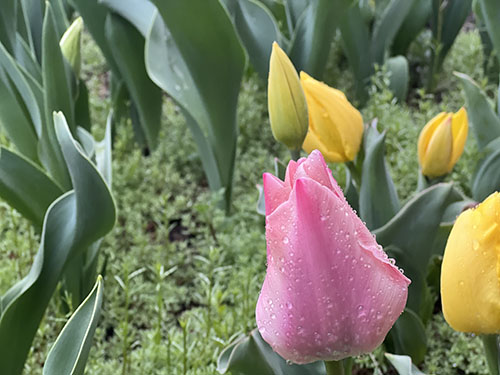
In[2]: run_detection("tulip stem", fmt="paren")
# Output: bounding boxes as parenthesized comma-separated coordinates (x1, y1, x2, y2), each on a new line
(290, 149, 301, 161)
(481, 335, 500, 375)
(325, 360, 344, 375)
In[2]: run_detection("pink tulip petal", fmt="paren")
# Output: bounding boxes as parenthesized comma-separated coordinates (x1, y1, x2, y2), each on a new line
(256, 153, 409, 364)
(263, 172, 288, 216)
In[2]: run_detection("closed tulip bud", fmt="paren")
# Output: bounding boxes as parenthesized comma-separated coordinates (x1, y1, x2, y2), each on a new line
(256, 150, 410, 364)
(300, 72, 364, 163)
(268, 42, 308, 151)
(59, 17, 83, 77)
(441, 192, 500, 333)
(418, 108, 468, 178)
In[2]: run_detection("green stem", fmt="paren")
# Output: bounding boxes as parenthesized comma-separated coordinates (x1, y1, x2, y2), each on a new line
(481, 335, 500, 375)
(325, 360, 344, 375)
(290, 149, 301, 161)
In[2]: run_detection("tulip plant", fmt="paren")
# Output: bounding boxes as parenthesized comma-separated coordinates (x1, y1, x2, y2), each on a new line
(89, 0, 246, 213)
(0, 113, 116, 375)
(221, 0, 336, 80)
(0, 3, 115, 306)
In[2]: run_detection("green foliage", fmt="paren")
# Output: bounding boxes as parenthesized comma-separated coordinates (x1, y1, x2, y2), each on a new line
(223, 0, 336, 80)
(43, 277, 104, 375)
(0, 113, 115, 375)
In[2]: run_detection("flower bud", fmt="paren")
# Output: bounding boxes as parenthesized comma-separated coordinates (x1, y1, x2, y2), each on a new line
(267, 42, 308, 151)
(418, 108, 468, 178)
(256, 150, 410, 364)
(441, 192, 500, 333)
(59, 17, 83, 77)
(300, 72, 364, 163)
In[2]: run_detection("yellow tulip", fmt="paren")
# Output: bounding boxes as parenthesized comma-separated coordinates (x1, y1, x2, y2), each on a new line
(60, 17, 83, 77)
(441, 192, 500, 333)
(300, 72, 363, 163)
(418, 108, 468, 178)
(267, 42, 308, 151)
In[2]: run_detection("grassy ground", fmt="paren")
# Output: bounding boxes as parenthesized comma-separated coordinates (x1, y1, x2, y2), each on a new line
(0, 26, 493, 374)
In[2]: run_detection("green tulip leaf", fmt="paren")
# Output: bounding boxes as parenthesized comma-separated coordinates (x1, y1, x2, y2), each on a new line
(455, 72, 500, 150)
(217, 329, 325, 375)
(360, 122, 399, 230)
(14, 34, 43, 83)
(371, 0, 414, 65)
(0, 147, 63, 229)
(100, 0, 156, 38)
(69, 0, 120, 74)
(335, 0, 373, 104)
(385, 353, 426, 375)
(472, 137, 500, 201)
(223, 0, 282, 80)
(434, 0, 472, 69)
(43, 276, 104, 375)
(478, 0, 500, 68)
(285, 0, 310, 33)
(0, 70, 39, 162)
(105, 13, 162, 149)
(391, 0, 432, 56)
(0, 0, 17, 54)
(0, 112, 115, 375)
(20, 0, 45, 62)
(289, 0, 336, 78)
(146, 0, 245, 211)
(40, 2, 75, 189)
(387, 55, 409, 103)
(387, 309, 427, 365)
(373, 183, 462, 313)
(0, 40, 42, 137)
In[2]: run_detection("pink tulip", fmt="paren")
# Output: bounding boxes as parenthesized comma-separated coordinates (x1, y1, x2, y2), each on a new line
(256, 150, 410, 364)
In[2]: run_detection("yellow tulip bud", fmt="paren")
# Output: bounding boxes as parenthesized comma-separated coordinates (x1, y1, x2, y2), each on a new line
(59, 17, 83, 77)
(268, 42, 308, 151)
(441, 192, 500, 333)
(418, 108, 468, 178)
(300, 72, 363, 163)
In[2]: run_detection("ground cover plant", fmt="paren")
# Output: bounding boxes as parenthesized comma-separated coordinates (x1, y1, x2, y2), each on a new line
(1, 0, 500, 374)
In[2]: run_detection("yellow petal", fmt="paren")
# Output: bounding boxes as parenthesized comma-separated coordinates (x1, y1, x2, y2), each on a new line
(448, 107, 468, 171)
(268, 42, 308, 150)
(420, 116, 453, 177)
(441, 192, 500, 333)
(300, 72, 363, 162)
(417, 112, 448, 167)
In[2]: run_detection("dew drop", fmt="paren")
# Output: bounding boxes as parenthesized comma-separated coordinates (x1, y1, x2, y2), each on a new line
(283, 237, 289, 244)
(473, 239, 480, 251)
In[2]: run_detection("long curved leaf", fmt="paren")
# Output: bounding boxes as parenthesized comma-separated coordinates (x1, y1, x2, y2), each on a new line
(43, 276, 103, 375)
(289, 0, 336, 77)
(478, 0, 500, 67)
(373, 183, 462, 312)
(371, 0, 414, 64)
(39, 2, 74, 189)
(391, 0, 432, 56)
(455, 72, 500, 150)
(360, 123, 399, 230)
(223, 0, 281, 80)
(0, 71, 39, 162)
(0, 0, 17, 54)
(217, 329, 325, 375)
(105, 13, 162, 148)
(146, 0, 245, 210)
(0, 147, 63, 228)
(100, 0, 156, 38)
(0, 112, 115, 375)
(0, 41, 42, 136)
